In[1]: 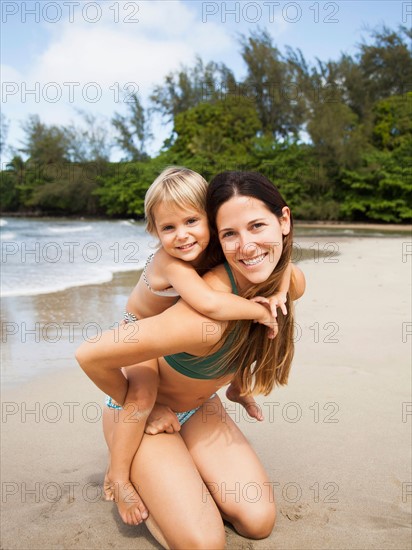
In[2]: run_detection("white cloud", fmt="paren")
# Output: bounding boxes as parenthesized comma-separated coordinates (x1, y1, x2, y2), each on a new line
(32, 25, 192, 92)
(2, 1, 235, 158)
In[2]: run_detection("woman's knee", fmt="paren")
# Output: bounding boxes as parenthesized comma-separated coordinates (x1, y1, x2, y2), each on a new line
(174, 525, 226, 550)
(145, 514, 225, 550)
(145, 513, 225, 550)
(232, 501, 276, 539)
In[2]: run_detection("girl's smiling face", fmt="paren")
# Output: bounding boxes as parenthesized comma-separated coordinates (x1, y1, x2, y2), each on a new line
(153, 203, 210, 262)
(216, 195, 290, 290)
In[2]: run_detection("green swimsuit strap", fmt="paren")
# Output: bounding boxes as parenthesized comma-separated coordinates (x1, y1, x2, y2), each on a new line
(162, 261, 240, 379)
(223, 261, 239, 295)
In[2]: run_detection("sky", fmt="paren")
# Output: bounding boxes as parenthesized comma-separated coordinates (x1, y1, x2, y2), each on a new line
(1, 0, 410, 161)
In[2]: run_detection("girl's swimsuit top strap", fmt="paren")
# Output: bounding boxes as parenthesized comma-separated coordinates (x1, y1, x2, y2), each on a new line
(163, 261, 239, 379)
(143, 253, 180, 298)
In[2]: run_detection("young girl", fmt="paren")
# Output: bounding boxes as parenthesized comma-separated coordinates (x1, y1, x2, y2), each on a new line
(103, 166, 294, 524)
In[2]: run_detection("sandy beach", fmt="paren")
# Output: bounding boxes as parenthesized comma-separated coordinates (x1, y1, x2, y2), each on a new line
(1, 234, 411, 549)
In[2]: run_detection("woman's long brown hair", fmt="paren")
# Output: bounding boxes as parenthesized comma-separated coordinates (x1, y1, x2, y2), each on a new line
(205, 171, 295, 396)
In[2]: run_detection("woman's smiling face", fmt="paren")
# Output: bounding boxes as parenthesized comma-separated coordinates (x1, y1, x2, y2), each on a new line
(216, 195, 290, 289)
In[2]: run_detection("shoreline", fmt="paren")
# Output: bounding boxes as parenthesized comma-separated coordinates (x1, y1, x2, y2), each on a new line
(294, 221, 412, 232)
(0, 227, 408, 302)
(0, 270, 142, 389)
(0, 268, 142, 300)
(2, 213, 411, 232)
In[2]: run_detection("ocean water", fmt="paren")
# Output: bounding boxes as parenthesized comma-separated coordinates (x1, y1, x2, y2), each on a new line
(2, 217, 408, 298)
(0, 217, 155, 297)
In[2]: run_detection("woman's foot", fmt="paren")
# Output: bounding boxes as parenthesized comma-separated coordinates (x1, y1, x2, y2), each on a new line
(226, 384, 264, 421)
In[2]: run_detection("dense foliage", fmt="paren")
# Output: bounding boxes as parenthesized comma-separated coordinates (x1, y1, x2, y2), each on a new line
(1, 26, 411, 222)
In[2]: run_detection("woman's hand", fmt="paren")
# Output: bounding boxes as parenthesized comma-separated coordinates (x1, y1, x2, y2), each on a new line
(250, 297, 278, 339)
(144, 403, 181, 435)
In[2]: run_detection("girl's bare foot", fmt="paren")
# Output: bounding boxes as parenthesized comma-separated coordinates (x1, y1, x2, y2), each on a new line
(226, 384, 264, 421)
(111, 480, 149, 525)
(103, 468, 114, 501)
(105, 468, 149, 525)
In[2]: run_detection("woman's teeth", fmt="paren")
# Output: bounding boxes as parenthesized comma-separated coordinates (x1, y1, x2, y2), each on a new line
(241, 254, 266, 266)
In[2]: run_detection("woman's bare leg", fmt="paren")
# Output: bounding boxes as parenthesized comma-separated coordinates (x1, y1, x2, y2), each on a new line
(144, 516, 170, 550)
(104, 393, 273, 545)
(130, 431, 226, 549)
(180, 394, 276, 539)
(103, 407, 225, 550)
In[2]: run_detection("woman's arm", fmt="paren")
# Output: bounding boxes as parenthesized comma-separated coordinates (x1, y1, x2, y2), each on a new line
(76, 300, 223, 400)
(289, 264, 306, 300)
(164, 258, 271, 324)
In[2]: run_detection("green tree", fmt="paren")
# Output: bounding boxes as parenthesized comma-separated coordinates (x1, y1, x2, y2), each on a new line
(150, 56, 236, 122)
(248, 137, 340, 219)
(340, 148, 412, 222)
(20, 115, 71, 164)
(22, 162, 102, 215)
(307, 101, 366, 173)
(112, 94, 151, 161)
(14, 115, 107, 214)
(0, 155, 24, 212)
(372, 93, 412, 150)
(239, 30, 307, 138)
(166, 96, 261, 177)
(94, 158, 171, 217)
(337, 26, 412, 122)
(340, 93, 412, 222)
(67, 111, 112, 162)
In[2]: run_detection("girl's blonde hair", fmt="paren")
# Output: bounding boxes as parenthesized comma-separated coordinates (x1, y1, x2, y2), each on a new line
(205, 171, 295, 396)
(145, 166, 208, 235)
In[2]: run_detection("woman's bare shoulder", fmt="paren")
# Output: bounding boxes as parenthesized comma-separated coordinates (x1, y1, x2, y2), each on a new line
(202, 264, 232, 293)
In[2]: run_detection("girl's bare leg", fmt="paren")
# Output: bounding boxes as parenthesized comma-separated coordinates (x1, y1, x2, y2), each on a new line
(180, 394, 276, 539)
(103, 407, 148, 522)
(108, 363, 159, 524)
(102, 360, 159, 526)
(226, 380, 264, 421)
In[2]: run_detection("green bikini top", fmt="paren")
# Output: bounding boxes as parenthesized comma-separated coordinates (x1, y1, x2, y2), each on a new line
(164, 262, 238, 379)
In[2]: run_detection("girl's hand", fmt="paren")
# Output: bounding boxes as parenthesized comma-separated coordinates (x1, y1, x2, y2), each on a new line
(251, 292, 288, 318)
(268, 291, 288, 317)
(250, 297, 278, 339)
(144, 403, 181, 435)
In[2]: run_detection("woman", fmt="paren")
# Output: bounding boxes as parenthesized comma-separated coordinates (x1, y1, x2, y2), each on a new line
(76, 171, 305, 549)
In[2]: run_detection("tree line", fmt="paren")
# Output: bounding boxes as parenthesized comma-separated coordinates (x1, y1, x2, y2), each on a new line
(1, 26, 411, 223)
